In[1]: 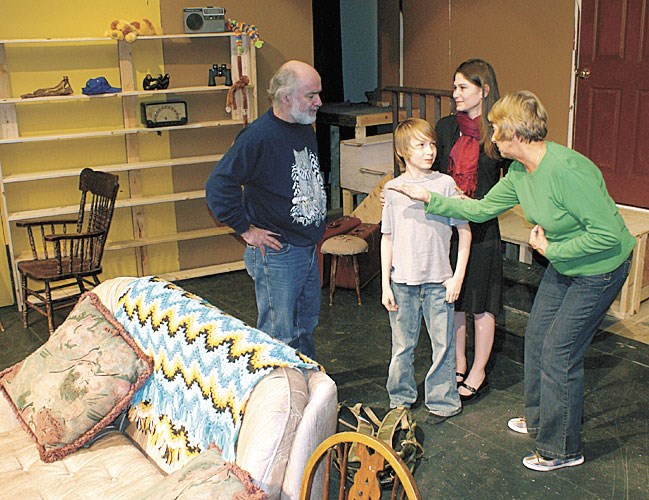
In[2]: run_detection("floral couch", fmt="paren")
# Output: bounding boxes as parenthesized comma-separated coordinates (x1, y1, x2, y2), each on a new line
(0, 277, 338, 499)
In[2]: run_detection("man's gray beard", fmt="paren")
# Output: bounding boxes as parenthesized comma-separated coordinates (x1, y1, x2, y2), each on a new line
(290, 99, 317, 125)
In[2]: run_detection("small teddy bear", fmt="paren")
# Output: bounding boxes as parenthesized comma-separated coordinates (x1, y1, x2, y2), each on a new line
(130, 19, 157, 37)
(105, 18, 157, 43)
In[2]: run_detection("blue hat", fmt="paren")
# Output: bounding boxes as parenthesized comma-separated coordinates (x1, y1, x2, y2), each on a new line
(82, 77, 121, 95)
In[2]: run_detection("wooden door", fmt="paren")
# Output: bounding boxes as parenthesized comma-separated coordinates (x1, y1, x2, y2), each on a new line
(574, 0, 649, 208)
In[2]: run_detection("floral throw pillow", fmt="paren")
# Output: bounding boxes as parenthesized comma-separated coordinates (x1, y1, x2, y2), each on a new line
(140, 447, 268, 500)
(0, 292, 153, 462)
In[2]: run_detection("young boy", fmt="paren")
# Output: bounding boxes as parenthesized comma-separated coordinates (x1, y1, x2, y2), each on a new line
(381, 117, 471, 417)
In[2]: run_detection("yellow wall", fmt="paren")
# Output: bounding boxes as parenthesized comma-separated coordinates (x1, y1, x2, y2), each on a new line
(402, 0, 575, 144)
(0, 2, 161, 38)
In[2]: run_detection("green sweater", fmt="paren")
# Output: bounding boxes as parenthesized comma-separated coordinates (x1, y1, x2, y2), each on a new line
(425, 141, 635, 276)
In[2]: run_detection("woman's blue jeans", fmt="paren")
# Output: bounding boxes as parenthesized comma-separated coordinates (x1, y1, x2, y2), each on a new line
(244, 243, 320, 359)
(524, 255, 632, 459)
(387, 282, 461, 416)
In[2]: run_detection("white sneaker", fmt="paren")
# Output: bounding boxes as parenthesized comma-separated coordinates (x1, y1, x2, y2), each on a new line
(523, 452, 584, 471)
(508, 417, 528, 434)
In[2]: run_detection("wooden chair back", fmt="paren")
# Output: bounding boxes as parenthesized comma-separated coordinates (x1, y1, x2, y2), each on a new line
(300, 431, 422, 500)
(75, 167, 120, 270)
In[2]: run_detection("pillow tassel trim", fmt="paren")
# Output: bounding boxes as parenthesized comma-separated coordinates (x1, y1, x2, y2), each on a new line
(226, 462, 268, 500)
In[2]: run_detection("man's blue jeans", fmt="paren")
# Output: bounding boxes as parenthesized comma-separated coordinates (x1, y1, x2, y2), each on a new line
(244, 243, 320, 359)
(386, 282, 461, 416)
(524, 255, 632, 459)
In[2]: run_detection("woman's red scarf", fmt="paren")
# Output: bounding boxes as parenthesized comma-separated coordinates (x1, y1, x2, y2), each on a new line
(448, 112, 480, 197)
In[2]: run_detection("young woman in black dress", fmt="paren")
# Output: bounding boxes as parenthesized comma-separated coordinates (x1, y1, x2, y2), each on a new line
(433, 59, 509, 401)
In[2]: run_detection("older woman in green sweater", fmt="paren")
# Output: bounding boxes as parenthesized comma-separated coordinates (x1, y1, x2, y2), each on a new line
(391, 90, 635, 472)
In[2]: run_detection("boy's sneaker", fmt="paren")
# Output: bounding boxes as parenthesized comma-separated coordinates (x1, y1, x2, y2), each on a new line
(507, 417, 528, 434)
(522, 452, 584, 471)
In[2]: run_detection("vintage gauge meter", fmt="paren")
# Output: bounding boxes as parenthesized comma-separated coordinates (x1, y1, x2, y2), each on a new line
(141, 101, 188, 128)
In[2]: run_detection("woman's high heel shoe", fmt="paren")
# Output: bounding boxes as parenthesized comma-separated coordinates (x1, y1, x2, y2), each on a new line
(459, 379, 489, 403)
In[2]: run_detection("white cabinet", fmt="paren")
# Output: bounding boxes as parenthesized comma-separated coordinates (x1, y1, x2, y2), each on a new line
(340, 133, 393, 195)
(0, 33, 257, 305)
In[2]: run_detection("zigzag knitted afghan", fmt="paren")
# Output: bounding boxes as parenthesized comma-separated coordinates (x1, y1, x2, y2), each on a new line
(114, 276, 319, 464)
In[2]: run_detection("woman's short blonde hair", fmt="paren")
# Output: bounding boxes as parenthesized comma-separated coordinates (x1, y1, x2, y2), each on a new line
(393, 118, 436, 172)
(488, 90, 548, 143)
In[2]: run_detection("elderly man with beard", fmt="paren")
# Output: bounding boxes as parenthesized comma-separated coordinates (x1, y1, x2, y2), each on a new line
(206, 60, 327, 359)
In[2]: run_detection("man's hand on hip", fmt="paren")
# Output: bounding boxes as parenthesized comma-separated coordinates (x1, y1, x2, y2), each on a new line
(241, 226, 282, 256)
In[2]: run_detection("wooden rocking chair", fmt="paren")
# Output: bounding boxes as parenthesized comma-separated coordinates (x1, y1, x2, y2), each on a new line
(16, 168, 119, 334)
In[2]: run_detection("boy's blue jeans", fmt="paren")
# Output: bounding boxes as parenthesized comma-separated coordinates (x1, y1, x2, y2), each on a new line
(244, 243, 320, 359)
(524, 255, 632, 459)
(387, 281, 461, 416)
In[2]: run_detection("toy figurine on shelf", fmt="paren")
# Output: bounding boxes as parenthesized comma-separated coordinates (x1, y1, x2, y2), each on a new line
(226, 19, 264, 54)
(21, 76, 73, 98)
(208, 64, 232, 86)
(142, 73, 170, 90)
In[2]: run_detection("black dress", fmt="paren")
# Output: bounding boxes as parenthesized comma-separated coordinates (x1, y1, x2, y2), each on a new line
(433, 115, 509, 315)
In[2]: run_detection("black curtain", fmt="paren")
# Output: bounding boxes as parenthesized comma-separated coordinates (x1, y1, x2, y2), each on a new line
(312, 0, 344, 103)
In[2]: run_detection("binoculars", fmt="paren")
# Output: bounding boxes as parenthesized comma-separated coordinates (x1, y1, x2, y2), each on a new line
(208, 64, 233, 86)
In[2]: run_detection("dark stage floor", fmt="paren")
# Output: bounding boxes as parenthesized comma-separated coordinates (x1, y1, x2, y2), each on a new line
(1, 269, 648, 498)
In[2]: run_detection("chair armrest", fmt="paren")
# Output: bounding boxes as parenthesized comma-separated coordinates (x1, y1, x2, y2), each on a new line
(16, 218, 78, 228)
(45, 230, 104, 242)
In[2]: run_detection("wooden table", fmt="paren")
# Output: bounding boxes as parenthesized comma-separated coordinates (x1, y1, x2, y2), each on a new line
(499, 205, 649, 319)
(317, 103, 394, 212)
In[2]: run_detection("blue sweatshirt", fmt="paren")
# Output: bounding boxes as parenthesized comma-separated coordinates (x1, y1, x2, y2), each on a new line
(206, 109, 327, 246)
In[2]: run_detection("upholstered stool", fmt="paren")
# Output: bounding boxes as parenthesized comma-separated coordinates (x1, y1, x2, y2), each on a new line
(320, 234, 369, 305)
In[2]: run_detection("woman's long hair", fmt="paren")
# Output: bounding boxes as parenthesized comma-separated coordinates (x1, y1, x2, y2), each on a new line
(455, 59, 501, 159)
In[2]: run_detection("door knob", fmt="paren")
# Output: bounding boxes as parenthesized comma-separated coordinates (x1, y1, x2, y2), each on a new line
(578, 68, 591, 79)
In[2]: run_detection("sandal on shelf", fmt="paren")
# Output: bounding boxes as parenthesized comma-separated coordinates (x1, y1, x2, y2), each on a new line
(21, 76, 73, 98)
(459, 379, 489, 402)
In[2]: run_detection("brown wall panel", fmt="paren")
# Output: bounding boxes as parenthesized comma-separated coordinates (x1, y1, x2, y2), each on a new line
(402, 0, 575, 144)
(378, 0, 402, 90)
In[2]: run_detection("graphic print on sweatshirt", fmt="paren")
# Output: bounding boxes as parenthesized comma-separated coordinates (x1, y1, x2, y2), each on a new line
(290, 147, 326, 226)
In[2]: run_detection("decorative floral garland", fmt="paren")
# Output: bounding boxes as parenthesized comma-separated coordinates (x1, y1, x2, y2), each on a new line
(227, 19, 264, 54)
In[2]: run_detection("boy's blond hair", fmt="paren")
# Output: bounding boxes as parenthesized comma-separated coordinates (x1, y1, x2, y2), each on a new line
(393, 118, 437, 172)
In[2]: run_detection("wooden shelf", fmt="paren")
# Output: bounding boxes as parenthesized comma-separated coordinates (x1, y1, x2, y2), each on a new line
(0, 85, 249, 104)
(159, 260, 246, 282)
(8, 190, 208, 222)
(2, 154, 223, 183)
(14, 227, 236, 262)
(0, 32, 236, 45)
(0, 119, 243, 144)
(106, 227, 235, 251)
(0, 37, 116, 45)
